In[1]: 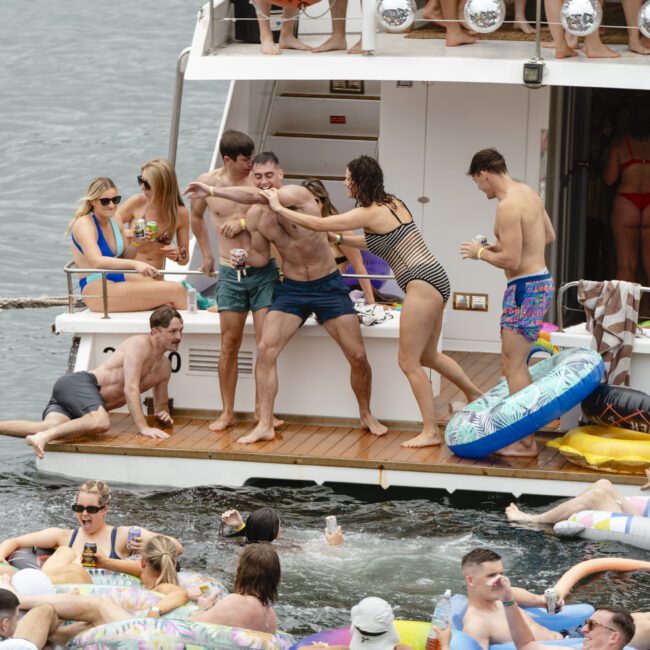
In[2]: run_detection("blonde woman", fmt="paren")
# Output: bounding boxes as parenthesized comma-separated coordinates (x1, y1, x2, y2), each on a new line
(69, 177, 187, 312)
(0, 480, 183, 584)
(117, 159, 190, 269)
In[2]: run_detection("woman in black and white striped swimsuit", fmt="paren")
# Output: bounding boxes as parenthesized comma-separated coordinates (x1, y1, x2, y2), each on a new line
(261, 156, 481, 448)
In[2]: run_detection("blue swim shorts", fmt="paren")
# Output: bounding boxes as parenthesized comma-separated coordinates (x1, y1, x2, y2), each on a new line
(501, 272, 555, 343)
(217, 259, 279, 313)
(270, 270, 356, 324)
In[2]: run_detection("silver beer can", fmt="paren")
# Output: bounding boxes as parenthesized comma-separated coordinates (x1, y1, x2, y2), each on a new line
(544, 587, 560, 614)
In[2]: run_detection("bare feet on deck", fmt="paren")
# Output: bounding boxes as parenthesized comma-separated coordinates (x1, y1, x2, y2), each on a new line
(361, 414, 388, 436)
(628, 39, 650, 55)
(209, 413, 236, 432)
(312, 35, 347, 52)
(584, 41, 620, 58)
(505, 502, 535, 522)
(347, 38, 363, 54)
(237, 423, 276, 444)
(514, 20, 535, 34)
(26, 433, 47, 459)
(261, 39, 281, 55)
(401, 430, 442, 447)
(279, 35, 312, 51)
(446, 29, 477, 46)
(449, 400, 467, 414)
(495, 435, 539, 457)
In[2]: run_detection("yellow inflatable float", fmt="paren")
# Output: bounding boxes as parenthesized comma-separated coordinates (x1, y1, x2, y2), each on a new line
(548, 425, 650, 473)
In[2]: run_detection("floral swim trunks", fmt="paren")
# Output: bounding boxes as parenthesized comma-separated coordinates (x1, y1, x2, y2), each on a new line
(501, 271, 555, 342)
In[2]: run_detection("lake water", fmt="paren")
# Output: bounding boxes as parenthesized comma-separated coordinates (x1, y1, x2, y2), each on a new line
(0, 1, 649, 640)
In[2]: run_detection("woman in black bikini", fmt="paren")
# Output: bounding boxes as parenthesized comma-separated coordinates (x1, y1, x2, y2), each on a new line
(0, 480, 182, 584)
(262, 156, 481, 448)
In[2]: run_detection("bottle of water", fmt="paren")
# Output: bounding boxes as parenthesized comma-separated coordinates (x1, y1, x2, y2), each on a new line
(187, 288, 198, 314)
(425, 589, 452, 650)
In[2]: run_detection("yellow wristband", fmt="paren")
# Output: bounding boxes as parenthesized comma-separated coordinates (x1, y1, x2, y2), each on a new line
(240, 218, 247, 231)
(477, 246, 485, 260)
(209, 186, 215, 198)
(234, 522, 246, 533)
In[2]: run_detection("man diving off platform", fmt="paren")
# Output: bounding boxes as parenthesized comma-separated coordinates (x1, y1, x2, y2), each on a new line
(0, 306, 183, 458)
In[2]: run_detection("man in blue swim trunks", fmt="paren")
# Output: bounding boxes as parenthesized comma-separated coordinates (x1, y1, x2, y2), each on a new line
(0, 306, 183, 458)
(460, 148, 556, 457)
(185, 152, 387, 444)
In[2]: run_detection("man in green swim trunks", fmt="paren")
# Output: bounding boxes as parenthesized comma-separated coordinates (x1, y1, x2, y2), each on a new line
(189, 130, 281, 432)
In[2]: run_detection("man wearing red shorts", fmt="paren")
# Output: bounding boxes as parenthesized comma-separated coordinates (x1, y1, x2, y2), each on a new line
(461, 148, 556, 457)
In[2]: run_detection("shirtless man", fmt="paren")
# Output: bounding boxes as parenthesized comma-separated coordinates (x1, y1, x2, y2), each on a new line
(190, 130, 281, 432)
(461, 548, 563, 650)
(460, 148, 556, 457)
(185, 152, 387, 444)
(0, 306, 183, 457)
(192, 543, 279, 633)
(506, 472, 650, 523)
(0, 588, 59, 650)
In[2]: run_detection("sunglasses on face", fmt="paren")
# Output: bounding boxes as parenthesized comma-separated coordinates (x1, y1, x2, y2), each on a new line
(137, 175, 151, 191)
(71, 504, 106, 514)
(583, 619, 617, 634)
(98, 196, 122, 207)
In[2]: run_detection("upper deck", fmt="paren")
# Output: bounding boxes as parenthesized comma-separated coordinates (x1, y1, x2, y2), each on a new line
(186, 0, 650, 89)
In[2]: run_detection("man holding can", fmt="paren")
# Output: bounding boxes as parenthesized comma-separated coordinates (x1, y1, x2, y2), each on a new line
(460, 148, 556, 457)
(189, 130, 282, 432)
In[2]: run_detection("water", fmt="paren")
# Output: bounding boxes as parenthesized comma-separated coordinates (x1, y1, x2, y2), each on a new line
(1, 1, 649, 640)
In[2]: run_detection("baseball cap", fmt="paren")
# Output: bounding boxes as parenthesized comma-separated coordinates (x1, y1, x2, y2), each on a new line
(350, 597, 400, 650)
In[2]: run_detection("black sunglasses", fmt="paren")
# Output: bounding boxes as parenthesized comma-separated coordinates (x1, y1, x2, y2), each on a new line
(98, 196, 121, 206)
(71, 503, 106, 514)
(137, 175, 151, 191)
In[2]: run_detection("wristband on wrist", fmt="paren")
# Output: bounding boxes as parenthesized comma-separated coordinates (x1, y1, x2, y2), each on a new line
(502, 600, 516, 607)
(477, 246, 486, 260)
(240, 218, 247, 231)
(209, 186, 215, 198)
(234, 522, 246, 533)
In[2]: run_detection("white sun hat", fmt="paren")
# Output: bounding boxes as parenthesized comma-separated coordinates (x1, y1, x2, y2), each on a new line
(349, 597, 401, 650)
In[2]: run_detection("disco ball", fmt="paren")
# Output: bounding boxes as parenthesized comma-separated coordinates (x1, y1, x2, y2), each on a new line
(560, 0, 602, 36)
(376, 0, 416, 32)
(463, 0, 506, 34)
(640, 0, 650, 38)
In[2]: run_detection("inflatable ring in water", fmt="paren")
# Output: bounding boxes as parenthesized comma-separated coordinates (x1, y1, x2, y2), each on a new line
(554, 509, 650, 551)
(7, 547, 53, 571)
(582, 384, 650, 434)
(548, 425, 650, 474)
(445, 348, 604, 458)
(554, 557, 650, 597)
(67, 618, 295, 650)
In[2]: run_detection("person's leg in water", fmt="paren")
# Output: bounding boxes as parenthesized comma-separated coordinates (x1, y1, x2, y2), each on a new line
(321, 314, 388, 436)
(41, 547, 92, 585)
(505, 478, 640, 523)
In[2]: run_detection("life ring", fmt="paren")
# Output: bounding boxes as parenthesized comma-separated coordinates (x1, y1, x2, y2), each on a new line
(582, 384, 650, 434)
(66, 618, 295, 650)
(547, 425, 650, 474)
(446, 348, 604, 458)
(554, 509, 650, 551)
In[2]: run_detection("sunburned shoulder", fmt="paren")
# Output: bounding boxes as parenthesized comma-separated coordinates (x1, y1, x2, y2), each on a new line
(198, 167, 226, 186)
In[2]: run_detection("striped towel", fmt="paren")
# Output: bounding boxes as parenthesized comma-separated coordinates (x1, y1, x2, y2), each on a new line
(577, 280, 641, 386)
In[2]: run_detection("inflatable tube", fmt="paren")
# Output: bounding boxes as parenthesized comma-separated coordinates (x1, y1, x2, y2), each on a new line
(54, 584, 198, 620)
(554, 558, 650, 599)
(554, 509, 650, 551)
(547, 425, 650, 474)
(87, 568, 142, 587)
(446, 348, 604, 458)
(7, 546, 53, 570)
(526, 340, 558, 365)
(178, 570, 228, 601)
(67, 619, 295, 650)
(344, 250, 390, 290)
(582, 384, 650, 434)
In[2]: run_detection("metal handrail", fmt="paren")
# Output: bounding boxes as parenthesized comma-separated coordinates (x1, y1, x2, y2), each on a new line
(557, 280, 650, 331)
(168, 47, 191, 167)
(63, 262, 395, 319)
(259, 80, 279, 153)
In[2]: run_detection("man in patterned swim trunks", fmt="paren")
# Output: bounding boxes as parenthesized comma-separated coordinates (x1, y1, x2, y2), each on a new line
(461, 148, 556, 457)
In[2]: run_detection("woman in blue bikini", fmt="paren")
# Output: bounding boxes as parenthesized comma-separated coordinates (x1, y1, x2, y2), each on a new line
(69, 177, 187, 312)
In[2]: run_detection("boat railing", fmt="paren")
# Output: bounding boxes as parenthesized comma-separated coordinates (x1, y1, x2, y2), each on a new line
(557, 281, 650, 331)
(64, 261, 395, 319)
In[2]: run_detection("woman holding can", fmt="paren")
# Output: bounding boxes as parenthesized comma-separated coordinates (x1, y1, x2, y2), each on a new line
(69, 176, 188, 312)
(117, 159, 190, 270)
(0, 480, 183, 584)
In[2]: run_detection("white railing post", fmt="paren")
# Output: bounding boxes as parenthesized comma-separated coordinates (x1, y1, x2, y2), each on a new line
(361, 0, 377, 54)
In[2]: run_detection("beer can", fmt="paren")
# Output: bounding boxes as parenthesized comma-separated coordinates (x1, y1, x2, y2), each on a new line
(199, 584, 210, 596)
(133, 218, 146, 241)
(325, 515, 337, 535)
(544, 587, 560, 614)
(231, 248, 248, 269)
(187, 288, 198, 314)
(473, 233, 489, 246)
(82, 542, 97, 567)
(127, 526, 141, 552)
(145, 220, 157, 240)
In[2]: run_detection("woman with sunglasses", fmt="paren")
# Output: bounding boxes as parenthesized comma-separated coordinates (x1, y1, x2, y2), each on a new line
(302, 178, 375, 305)
(0, 480, 182, 583)
(69, 177, 187, 312)
(262, 156, 482, 449)
(117, 159, 190, 270)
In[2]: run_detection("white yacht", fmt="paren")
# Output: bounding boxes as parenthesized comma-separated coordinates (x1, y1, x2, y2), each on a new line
(43, 0, 650, 496)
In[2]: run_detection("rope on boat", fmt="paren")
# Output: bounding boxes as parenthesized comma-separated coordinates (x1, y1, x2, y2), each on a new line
(0, 296, 82, 310)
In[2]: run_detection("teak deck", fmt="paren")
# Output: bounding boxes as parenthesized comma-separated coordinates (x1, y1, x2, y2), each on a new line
(43, 353, 647, 494)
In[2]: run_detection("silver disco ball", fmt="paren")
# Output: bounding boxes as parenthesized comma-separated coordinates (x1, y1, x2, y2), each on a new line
(560, 0, 602, 36)
(640, 0, 650, 38)
(463, 0, 506, 34)
(376, 0, 416, 32)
